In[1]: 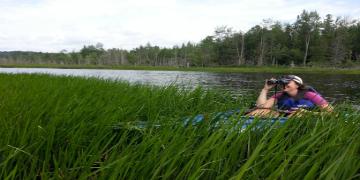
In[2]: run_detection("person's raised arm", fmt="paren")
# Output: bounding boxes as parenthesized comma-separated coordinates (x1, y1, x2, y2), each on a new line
(256, 79, 276, 108)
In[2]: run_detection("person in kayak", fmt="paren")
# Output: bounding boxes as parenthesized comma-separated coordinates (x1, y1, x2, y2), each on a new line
(246, 75, 333, 117)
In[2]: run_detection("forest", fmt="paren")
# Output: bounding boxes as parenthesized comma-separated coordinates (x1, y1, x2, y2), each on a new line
(1, 10, 359, 68)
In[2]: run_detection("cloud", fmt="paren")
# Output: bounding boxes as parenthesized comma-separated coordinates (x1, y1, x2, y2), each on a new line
(0, 0, 359, 52)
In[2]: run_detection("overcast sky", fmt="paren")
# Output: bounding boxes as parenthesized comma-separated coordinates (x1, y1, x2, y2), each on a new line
(0, 0, 359, 52)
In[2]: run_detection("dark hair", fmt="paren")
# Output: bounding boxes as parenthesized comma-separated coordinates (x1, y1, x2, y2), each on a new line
(298, 83, 308, 90)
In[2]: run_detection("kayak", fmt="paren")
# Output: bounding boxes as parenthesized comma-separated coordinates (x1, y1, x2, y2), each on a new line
(112, 109, 288, 132)
(182, 109, 288, 131)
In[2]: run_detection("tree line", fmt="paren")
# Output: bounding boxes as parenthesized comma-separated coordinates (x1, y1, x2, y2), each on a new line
(1, 10, 359, 67)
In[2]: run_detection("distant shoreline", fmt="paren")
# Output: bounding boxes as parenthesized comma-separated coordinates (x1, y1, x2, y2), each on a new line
(1, 64, 360, 74)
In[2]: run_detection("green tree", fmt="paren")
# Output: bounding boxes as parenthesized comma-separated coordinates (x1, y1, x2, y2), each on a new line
(269, 22, 288, 65)
(294, 10, 321, 66)
(80, 43, 105, 64)
(199, 36, 216, 66)
(348, 22, 360, 62)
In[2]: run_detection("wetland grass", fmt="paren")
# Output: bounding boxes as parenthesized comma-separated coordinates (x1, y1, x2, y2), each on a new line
(0, 74, 359, 179)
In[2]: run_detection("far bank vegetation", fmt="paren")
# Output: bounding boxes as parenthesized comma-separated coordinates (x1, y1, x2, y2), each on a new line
(1, 10, 360, 68)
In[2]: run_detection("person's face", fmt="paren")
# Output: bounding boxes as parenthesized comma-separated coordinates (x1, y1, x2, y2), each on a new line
(282, 80, 299, 96)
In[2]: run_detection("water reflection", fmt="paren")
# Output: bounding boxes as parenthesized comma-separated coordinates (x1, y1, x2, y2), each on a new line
(0, 68, 359, 103)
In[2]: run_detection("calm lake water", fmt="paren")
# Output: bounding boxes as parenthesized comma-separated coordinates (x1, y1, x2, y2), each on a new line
(0, 68, 359, 103)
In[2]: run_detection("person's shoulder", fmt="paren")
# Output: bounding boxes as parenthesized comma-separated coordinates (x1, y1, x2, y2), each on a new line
(304, 91, 318, 96)
(304, 90, 323, 99)
(304, 90, 328, 104)
(304, 86, 318, 93)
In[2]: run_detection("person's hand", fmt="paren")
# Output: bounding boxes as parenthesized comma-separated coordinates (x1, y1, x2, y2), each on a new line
(288, 108, 310, 118)
(263, 78, 276, 91)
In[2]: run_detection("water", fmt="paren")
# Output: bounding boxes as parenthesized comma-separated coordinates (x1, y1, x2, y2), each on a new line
(0, 67, 359, 103)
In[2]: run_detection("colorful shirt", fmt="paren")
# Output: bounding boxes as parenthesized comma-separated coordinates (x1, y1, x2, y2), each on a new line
(271, 91, 328, 106)
(270, 90, 328, 115)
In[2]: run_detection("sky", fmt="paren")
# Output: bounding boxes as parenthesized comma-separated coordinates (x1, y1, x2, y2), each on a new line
(0, 0, 359, 52)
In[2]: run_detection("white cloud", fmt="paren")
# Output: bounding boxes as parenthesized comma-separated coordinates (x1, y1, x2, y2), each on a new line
(0, 0, 359, 52)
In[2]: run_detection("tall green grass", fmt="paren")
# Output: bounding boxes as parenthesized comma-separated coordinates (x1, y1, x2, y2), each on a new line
(0, 73, 359, 179)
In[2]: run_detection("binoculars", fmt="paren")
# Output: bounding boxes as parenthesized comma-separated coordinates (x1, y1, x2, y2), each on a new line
(266, 78, 290, 85)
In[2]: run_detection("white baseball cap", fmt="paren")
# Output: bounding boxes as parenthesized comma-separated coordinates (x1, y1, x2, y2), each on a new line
(284, 75, 303, 85)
